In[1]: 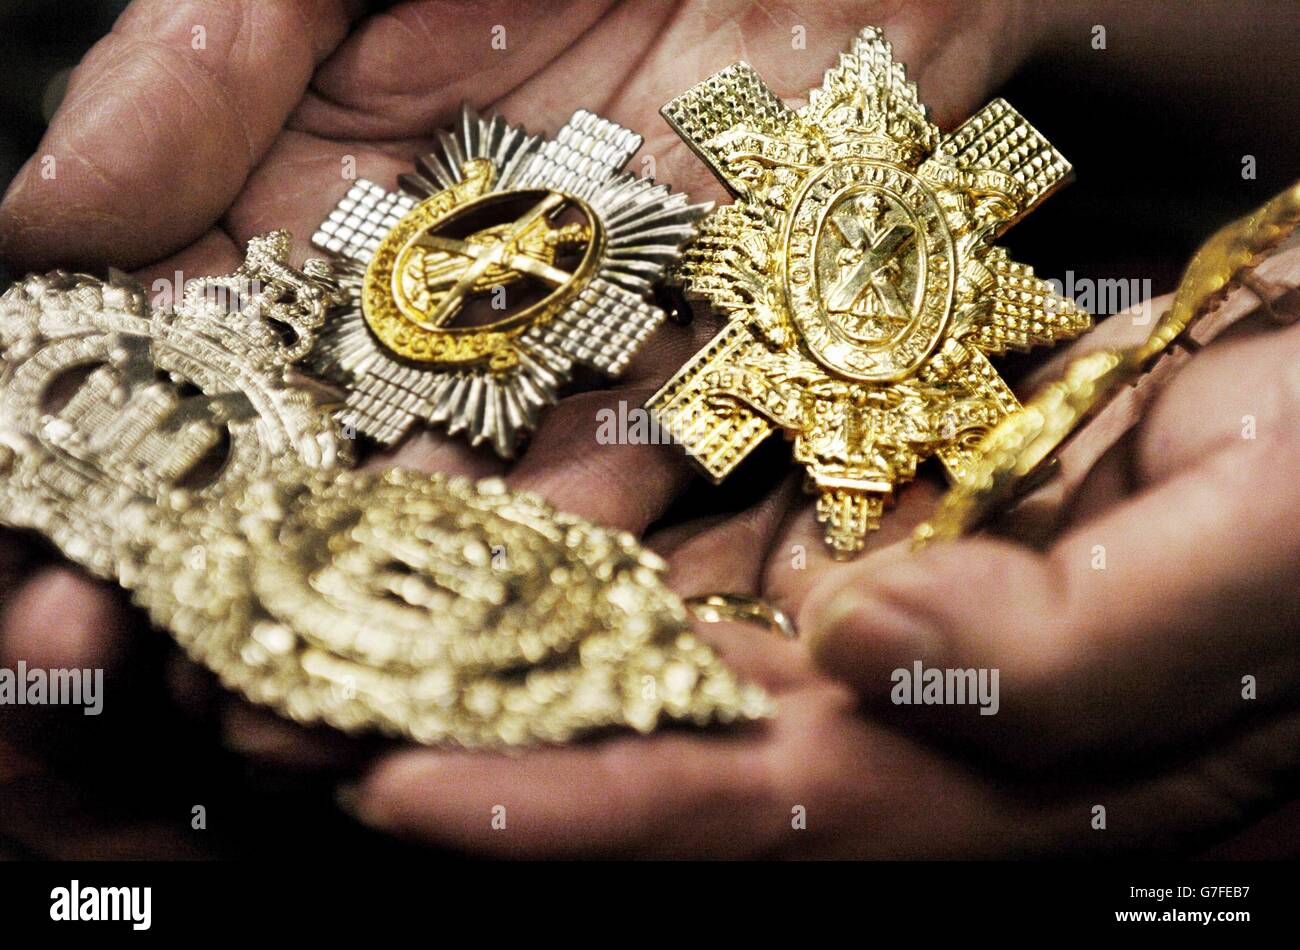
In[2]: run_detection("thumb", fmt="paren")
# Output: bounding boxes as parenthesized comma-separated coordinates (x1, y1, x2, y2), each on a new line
(802, 435, 1300, 767)
(0, 0, 354, 273)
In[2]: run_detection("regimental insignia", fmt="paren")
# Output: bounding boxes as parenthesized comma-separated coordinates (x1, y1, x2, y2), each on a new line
(0, 235, 768, 746)
(309, 106, 710, 456)
(129, 467, 771, 747)
(0, 231, 349, 578)
(648, 26, 1091, 556)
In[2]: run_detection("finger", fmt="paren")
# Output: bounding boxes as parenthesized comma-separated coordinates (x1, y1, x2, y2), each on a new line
(291, 1, 617, 141)
(804, 432, 1300, 766)
(132, 227, 244, 296)
(0, 0, 355, 272)
(503, 386, 694, 532)
(344, 681, 1081, 859)
(1019, 295, 1163, 394)
(0, 564, 132, 674)
(648, 475, 808, 688)
(1136, 319, 1300, 485)
(1009, 268, 1300, 538)
(346, 652, 1300, 858)
(763, 476, 947, 617)
(219, 701, 369, 770)
(1042, 321, 1300, 536)
(347, 726, 781, 858)
(648, 473, 799, 568)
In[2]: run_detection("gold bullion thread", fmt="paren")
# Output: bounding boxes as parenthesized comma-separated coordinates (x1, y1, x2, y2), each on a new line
(916, 179, 1300, 543)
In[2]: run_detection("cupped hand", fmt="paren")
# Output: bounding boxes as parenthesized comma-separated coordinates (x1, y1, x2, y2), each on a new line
(0, 0, 1033, 755)
(348, 251, 1300, 857)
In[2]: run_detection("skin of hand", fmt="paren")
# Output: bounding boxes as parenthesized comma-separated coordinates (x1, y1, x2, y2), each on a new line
(4, 0, 1300, 858)
(347, 284, 1300, 858)
(0, 0, 1033, 758)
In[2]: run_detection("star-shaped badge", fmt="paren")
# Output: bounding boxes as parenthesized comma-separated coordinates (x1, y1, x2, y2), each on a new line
(648, 26, 1091, 556)
(309, 106, 709, 457)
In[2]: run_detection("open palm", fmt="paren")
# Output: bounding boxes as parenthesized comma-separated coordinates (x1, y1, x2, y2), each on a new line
(0, 0, 1026, 729)
(12, 0, 1298, 859)
(351, 254, 1300, 857)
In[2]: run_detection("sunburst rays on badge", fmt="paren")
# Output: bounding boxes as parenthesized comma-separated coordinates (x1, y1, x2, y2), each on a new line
(308, 105, 711, 457)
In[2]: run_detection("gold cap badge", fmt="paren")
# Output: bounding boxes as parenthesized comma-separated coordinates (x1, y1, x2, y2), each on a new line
(648, 27, 1091, 556)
